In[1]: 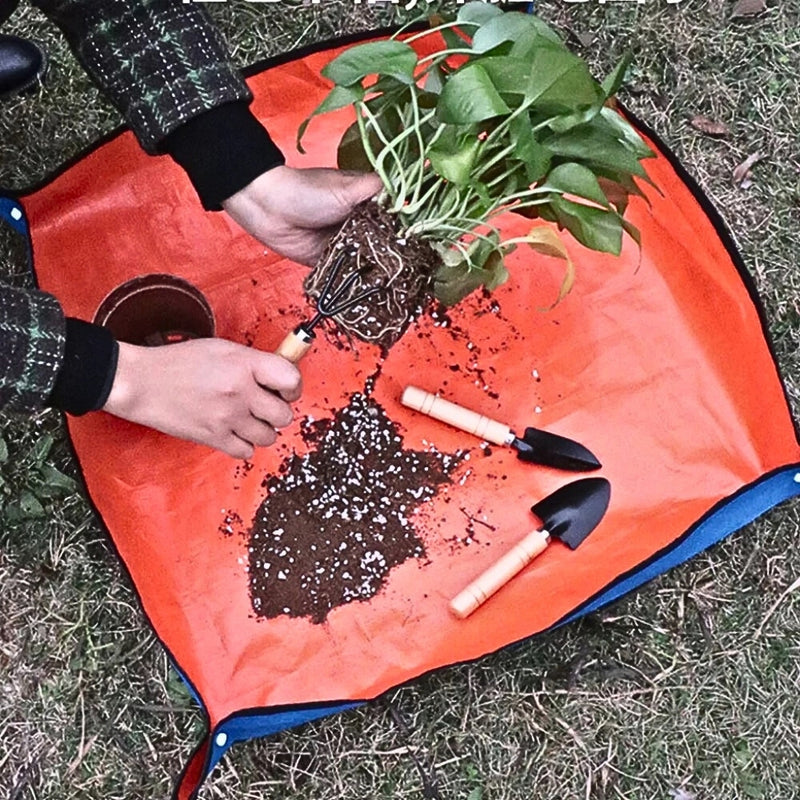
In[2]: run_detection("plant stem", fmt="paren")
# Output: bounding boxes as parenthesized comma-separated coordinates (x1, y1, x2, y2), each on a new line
(417, 48, 478, 67)
(471, 142, 517, 181)
(354, 104, 395, 205)
(486, 163, 522, 190)
(431, 222, 502, 247)
(404, 85, 428, 212)
(409, 215, 493, 241)
(400, 176, 446, 223)
(492, 186, 551, 206)
(481, 100, 534, 150)
(361, 102, 409, 206)
(487, 198, 550, 220)
(401, 19, 474, 46)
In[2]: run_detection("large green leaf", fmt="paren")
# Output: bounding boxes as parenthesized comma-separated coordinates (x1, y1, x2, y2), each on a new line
(367, 73, 410, 97)
(478, 46, 602, 110)
(592, 165, 648, 199)
(438, 63, 511, 124)
(543, 162, 610, 207)
(601, 51, 633, 98)
(472, 12, 540, 52)
(441, 49, 599, 123)
(473, 56, 534, 98)
(596, 176, 630, 214)
(472, 12, 561, 52)
(517, 14, 563, 45)
(297, 84, 363, 152)
(434, 242, 509, 306)
(619, 215, 642, 248)
(551, 197, 624, 254)
(428, 127, 482, 185)
(482, 249, 510, 291)
(466, 229, 501, 269)
(508, 114, 551, 181)
(546, 102, 605, 134)
(322, 40, 418, 86)
(527, 48, 604, 109)
(434, 263, 486, 306)
(544, 72, 607, 132)
(437, 21, 472, 52)
(544, 125, 649, 177)
(424, 63, 447, 94)
(337, 120, 373, 172)
(535, 203, 558, 223)
(457, 1, 504, 27)
(474, 55, 602, 123)
(598, 106, 655, 159)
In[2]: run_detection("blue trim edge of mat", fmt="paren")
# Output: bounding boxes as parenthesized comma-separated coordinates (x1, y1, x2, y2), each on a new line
(197, 465, 800, 782)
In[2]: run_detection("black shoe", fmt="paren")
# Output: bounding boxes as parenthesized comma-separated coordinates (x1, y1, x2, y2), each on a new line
(0, 34, 47, 99)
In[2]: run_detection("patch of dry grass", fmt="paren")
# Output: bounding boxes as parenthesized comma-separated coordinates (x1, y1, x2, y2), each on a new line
(1, 2, 799, 799)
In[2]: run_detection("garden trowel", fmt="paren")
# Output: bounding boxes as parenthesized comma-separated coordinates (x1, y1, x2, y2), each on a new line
(450, 477, 611, 619)
(401, 385, 600, 472)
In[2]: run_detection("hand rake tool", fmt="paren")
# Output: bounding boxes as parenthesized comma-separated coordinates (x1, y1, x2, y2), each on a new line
(275, 251, 382, 363)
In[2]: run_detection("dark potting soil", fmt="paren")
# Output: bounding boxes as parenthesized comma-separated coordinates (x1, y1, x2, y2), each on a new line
(247, 391, 463, 624)
(304, 199, 439, 351)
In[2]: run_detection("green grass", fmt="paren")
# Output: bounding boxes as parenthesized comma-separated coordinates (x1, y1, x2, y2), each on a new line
(1, 1, 800, 798)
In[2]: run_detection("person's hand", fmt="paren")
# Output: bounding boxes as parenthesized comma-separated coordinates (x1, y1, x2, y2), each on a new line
(103, 339, 302, 459)
(222, 165, 384, 267)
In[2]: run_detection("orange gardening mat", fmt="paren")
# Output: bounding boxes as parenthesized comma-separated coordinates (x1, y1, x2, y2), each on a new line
(12, 29, 800, 800)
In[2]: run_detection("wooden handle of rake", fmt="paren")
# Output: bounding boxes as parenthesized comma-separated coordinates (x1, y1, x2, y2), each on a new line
(275, 327, 314, 364)
(401, 386, 511, 446)
(449, 528, 551, 619)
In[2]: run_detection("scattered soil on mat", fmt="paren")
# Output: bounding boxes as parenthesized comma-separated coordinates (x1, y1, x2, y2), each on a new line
(304, 200, 439, 351)
(246, 389, 463, 623)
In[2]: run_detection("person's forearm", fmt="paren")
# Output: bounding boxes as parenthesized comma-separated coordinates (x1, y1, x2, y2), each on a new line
(46, 318, 119, 415)
(29, 0, 285, 208)
(0, 283, 65, 412)
(28, 0, 252, 153)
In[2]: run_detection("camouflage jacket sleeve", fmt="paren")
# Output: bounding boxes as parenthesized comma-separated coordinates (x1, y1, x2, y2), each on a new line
(28, 0, 252, 152)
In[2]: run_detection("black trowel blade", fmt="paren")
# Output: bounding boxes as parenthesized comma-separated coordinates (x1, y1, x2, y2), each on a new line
(531, 477, 611, 549)
(514, 427, 601, 472)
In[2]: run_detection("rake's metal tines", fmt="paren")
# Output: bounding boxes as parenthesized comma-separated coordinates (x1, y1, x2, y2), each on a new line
(311, 250, 383, 322)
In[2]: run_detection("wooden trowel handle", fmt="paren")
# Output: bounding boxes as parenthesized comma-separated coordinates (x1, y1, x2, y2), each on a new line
(401, 386, 511, 446)
(449, 529, 550, 619)
(275, 327, 314, 364)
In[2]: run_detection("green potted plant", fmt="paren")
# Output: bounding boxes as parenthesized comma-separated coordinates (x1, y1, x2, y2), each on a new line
(297, 2, 655, 350)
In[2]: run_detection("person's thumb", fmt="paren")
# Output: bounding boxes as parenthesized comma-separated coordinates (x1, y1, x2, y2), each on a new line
(339, 170, 384, 207)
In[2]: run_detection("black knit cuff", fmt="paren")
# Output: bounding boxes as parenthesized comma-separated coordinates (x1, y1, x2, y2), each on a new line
(163, 101, 285, 211)
(47, 318, 119, 416)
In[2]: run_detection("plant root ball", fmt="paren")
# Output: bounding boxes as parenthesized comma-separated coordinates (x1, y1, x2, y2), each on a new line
(304, 199, 439, 350)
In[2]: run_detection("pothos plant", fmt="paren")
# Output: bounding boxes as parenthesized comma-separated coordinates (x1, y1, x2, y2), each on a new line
(298, 2, 655, 349)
